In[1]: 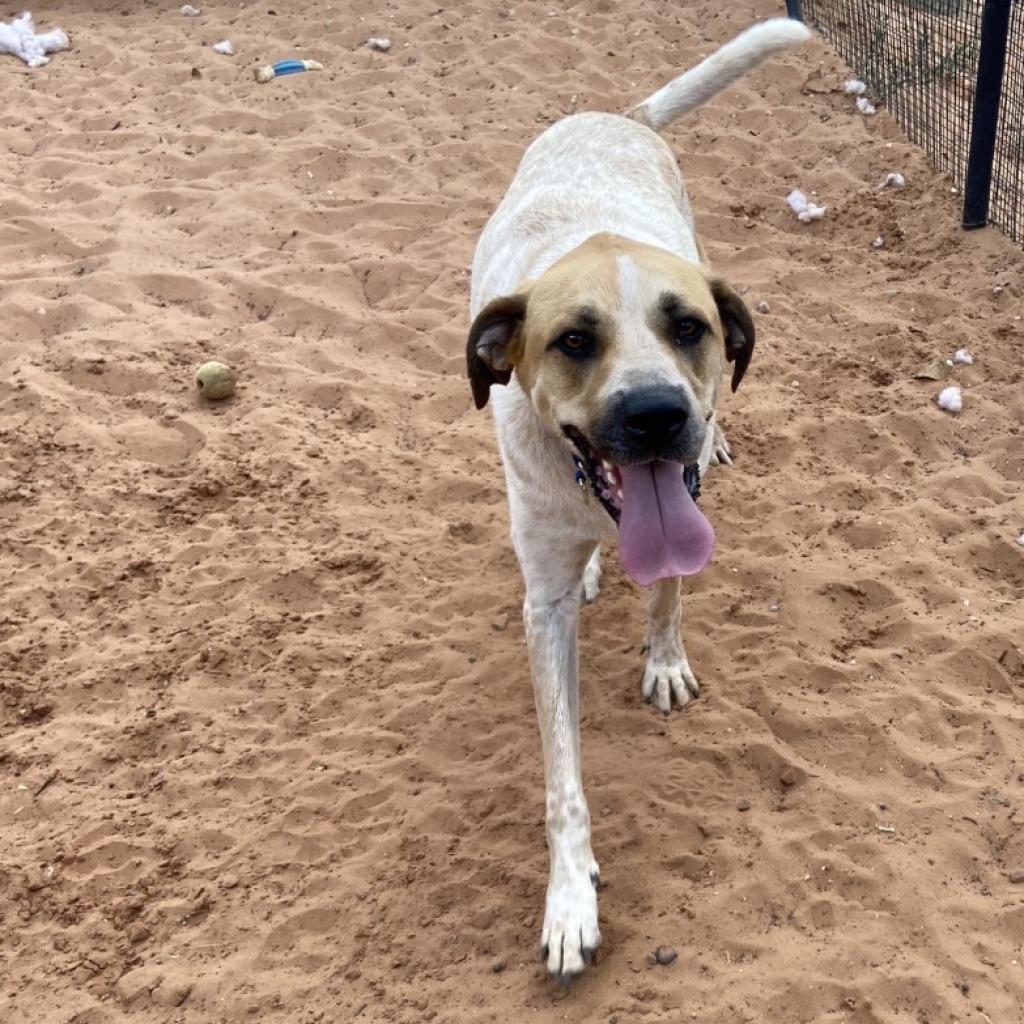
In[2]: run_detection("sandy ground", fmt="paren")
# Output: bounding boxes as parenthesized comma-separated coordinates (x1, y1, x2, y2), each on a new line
(2, 1, 1023, 1022)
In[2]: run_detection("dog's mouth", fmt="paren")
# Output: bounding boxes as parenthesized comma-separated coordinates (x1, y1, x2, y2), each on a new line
(565, 426, 624, 521)
(563, 426, 716, 586)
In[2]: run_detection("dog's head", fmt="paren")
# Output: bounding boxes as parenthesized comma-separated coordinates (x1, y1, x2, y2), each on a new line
(466, 233, 754, 584)
(467, 232, 754, 460)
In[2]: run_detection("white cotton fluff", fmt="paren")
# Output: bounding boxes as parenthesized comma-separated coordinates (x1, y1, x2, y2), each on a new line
(880, 172, 906, 189)
(213, 39, 234, 55)
(937, 386, 962, 413)
(856, 96, 876, 115)
(953, 348, 974, 365)
(787, 189, 827, 222)
(0, 11, 69, 67)
(367, 36, 391, 51)
(844, 79, 867, 95)
(181, 4, 201, 15)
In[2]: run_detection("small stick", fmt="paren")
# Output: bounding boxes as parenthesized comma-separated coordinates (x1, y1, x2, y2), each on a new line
(33, 770, 59, 798)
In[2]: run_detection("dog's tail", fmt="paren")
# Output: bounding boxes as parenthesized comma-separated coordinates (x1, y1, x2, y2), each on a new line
(625, 18, 812, 132)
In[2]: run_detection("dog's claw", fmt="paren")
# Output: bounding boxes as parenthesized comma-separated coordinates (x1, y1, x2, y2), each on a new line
(642, 655, 700, 711)
(541, 874, 601, 979)
(709, 421, 732, 466)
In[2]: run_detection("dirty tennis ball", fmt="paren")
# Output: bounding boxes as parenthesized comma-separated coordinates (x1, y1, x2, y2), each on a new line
(195, 361, 237, 400)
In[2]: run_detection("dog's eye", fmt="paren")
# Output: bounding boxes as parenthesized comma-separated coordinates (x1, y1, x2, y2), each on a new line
(673, 318, 705, 345)
(554, 331, 595, 358)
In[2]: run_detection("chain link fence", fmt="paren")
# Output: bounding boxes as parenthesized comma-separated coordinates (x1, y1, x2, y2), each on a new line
(791, 0, 1024, 247)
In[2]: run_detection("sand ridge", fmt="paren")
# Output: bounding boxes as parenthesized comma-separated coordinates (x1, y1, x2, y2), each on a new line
(1, 1, 1023, 1022)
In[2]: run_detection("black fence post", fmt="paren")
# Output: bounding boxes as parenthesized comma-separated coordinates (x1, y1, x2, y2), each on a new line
(962, 0, 1011, 230)
(785, 0, 804, 20)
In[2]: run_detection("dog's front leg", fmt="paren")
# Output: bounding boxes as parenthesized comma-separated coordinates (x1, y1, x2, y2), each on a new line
(521, 540, 601, 979)
(641, 577, 701, 713)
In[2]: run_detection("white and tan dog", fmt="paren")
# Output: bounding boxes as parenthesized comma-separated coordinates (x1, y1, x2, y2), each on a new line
(466, 19, 811, 980)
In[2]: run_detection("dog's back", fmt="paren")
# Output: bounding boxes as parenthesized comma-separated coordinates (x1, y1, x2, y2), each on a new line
(471, 113, 696, 314)
(471, 18, 812, 315)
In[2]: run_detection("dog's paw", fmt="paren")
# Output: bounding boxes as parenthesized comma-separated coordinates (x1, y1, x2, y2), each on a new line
(708, 422, 732, 466)
(581, 549, 601, 604)
(541, 869, 601, 980)
(642, 654, 700, 713)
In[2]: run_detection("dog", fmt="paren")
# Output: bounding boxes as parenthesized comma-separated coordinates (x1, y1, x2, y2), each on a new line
(465, 18, 811, 980)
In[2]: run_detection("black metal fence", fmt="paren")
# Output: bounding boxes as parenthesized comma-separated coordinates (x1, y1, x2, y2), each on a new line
(789, 0, 1024, 247)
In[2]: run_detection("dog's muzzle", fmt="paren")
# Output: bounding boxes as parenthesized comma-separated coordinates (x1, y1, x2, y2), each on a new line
(595, 385, 705, 467)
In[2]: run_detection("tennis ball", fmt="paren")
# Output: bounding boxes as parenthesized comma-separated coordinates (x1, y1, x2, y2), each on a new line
(195, 361, 237, 400)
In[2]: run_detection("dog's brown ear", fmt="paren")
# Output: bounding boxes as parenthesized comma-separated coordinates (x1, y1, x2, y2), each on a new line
(710, 279, 755, 392)
(466, 293, 529, 410)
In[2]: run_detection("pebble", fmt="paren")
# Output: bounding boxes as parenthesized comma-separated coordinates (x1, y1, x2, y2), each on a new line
(220, 873, 240, 889)
(780, 768, 799, 787)
(124, 891, 147, 911)
(116, 966, 161, 1004)
(152, 980, 192, 1008)
(654, 945, 678, 966)
(491, 959, 506, 973)
(127, 923, 150, 944)
(737, 799, 751, 812)
(756, 300, 770, 314)
(1008, 871, 1024, 884)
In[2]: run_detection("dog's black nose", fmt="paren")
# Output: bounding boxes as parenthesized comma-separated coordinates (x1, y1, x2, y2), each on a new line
(621, 388, 689, 447)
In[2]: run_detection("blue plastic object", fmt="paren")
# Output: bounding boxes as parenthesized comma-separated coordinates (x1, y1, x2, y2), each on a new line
(272, 59, 308, 76)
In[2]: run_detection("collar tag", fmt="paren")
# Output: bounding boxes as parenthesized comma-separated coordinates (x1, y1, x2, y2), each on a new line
(572, 455, 590, 503)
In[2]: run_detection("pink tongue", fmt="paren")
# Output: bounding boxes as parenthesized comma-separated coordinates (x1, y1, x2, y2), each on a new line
(617, 461, 715, 586)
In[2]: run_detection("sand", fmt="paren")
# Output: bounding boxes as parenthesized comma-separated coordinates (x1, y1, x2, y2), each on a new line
(2, 2, 1023, 1022)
